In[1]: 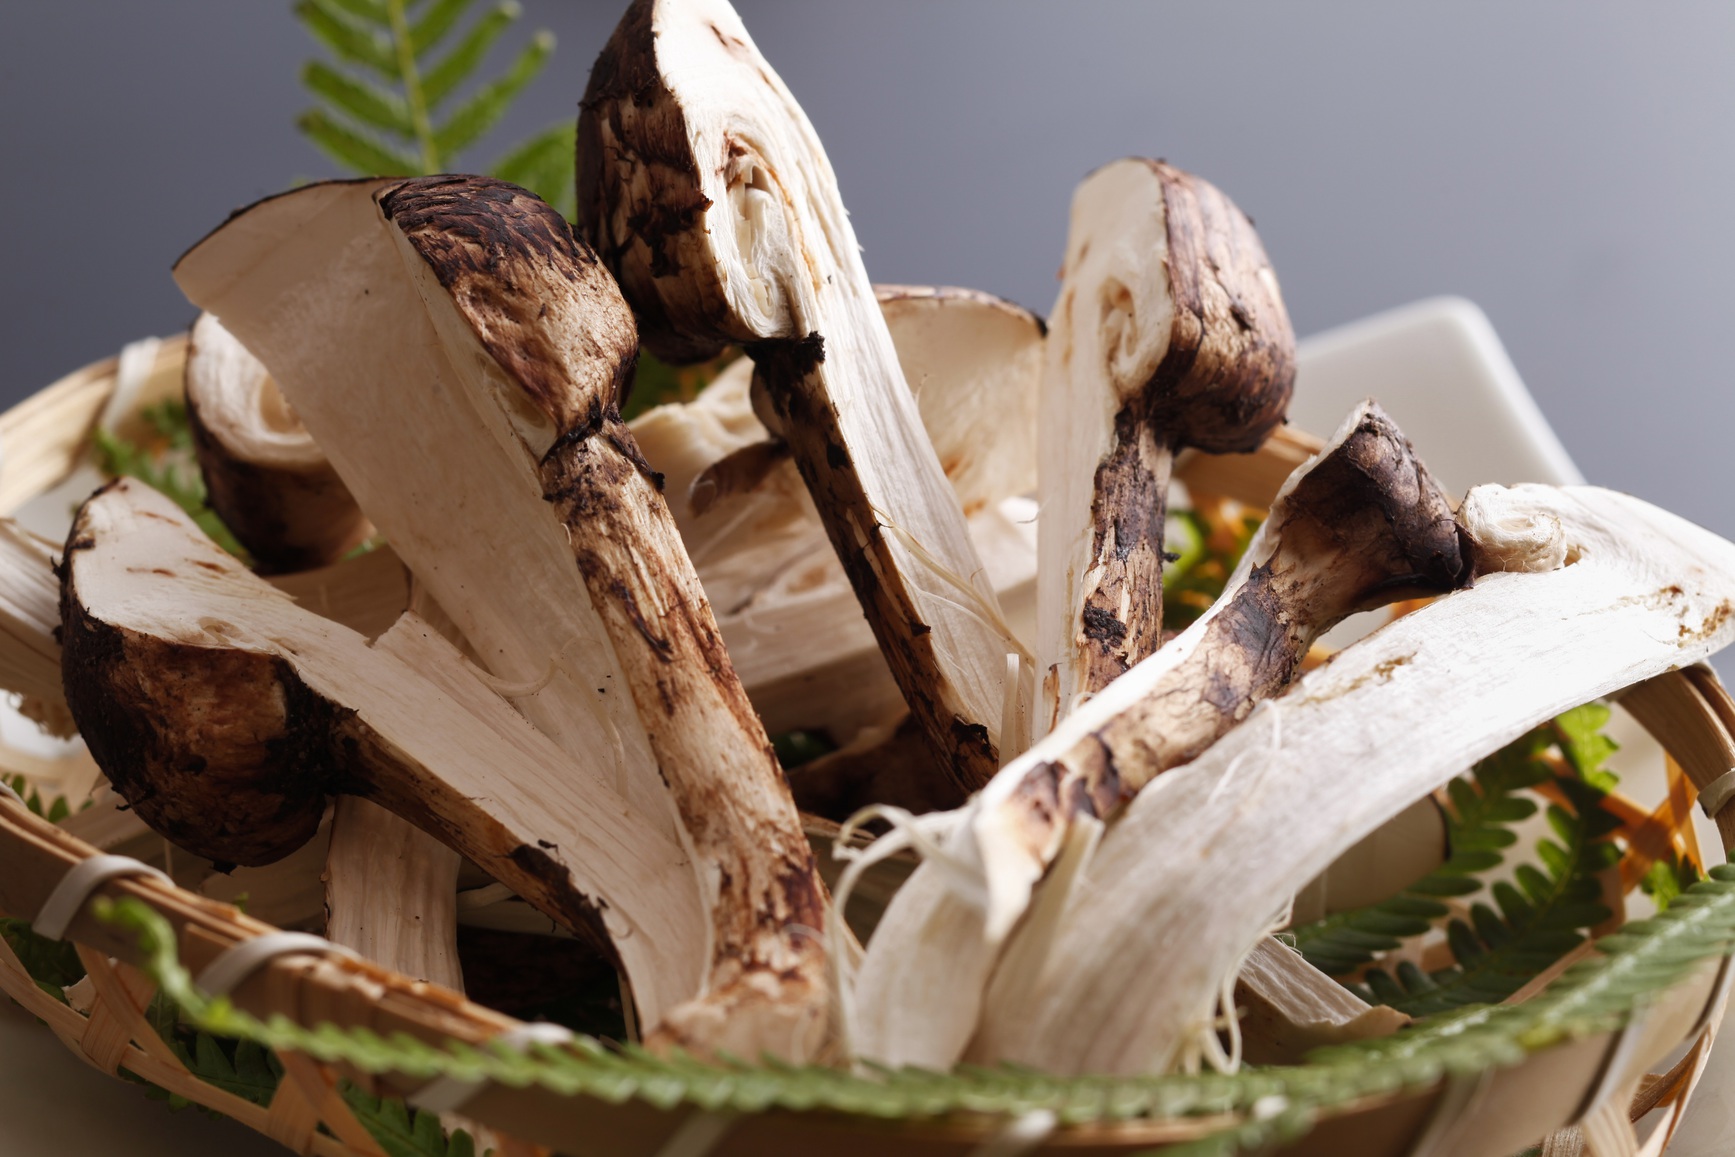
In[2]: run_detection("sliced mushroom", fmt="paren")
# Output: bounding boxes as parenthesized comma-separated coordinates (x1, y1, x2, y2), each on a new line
(972, 480, 1735, 1073)
(184, 312, 373, 572)
(323, 796, 463, 991)
(59, 478, 703, 1024)
(580, 0, 1025, 794)
(1038, 158, 1293, 734)
(0, 514, 405, 736)
(632, 283, 1044, 754)
(853, 402, 1468, 1068)
(0, 520, 71, 734)
(175, 176, 831, 1060)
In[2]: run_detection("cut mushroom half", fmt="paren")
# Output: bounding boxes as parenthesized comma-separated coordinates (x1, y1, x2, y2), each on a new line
(175, 175, 833, 1061)
(971, 480, 1735, 1073)
(184, 312, 373, 572)
(1038, 157, 1294, 734)
(59, 479, 704, 1025)
(631, 283, 1045, 761)
(852, 402, 1469, 1069)
(581, 0, 1025, 794)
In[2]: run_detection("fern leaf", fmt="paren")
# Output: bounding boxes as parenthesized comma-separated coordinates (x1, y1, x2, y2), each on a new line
(92, 402, 248, 560)
(342, 1084, 477, 1157)
(88, 869, 1735, 1144)
(323, 0, 392, 24)
(420, 0, 517, 109)
(493, 121, 576, 220)
(1554, 703, 1620, 791)
(302, 61, 414, 138)
(298, 108, 420, 176)
(433, 30, 551, 158)
(0, 918, 84, 992)
(295, 0, 398, 78)
(1371, 765, 1619, 1017)
(409, 0, 479, 57)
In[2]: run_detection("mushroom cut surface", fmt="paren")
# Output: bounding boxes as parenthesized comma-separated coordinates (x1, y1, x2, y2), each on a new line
(581, 0, 1026, 794)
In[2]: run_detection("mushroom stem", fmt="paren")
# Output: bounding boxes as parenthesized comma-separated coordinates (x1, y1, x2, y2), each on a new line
(323, 796, 463, 992)
(1039, 158, 1294, 733)
(853, 402, 1468, 1069)
(185, 312, 373, 572)
(59, 479, 705, 1027)
(580, 0, 1022, 794)
(322, 588, 469, 993)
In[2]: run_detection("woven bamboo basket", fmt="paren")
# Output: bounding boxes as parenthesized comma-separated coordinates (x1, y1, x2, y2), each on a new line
(3, 335, 1734, 1157)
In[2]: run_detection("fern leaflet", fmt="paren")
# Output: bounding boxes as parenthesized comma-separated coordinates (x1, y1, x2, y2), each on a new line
(294, 0, 575, 218)
(89, 877, 1735, 1141)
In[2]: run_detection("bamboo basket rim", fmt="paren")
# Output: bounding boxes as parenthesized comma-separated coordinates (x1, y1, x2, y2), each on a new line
(1, 337, 1732, 1156)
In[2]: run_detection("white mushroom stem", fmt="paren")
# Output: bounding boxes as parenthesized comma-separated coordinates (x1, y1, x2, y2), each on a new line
(852, 402, 1469, 1069)
(59, 479, 706, 1024)
(323, 796, 463, 991)
(1037, 158, 1293, 734)
(580, 0, 1023, 794)
(184, 312, 373, 572)
(971, 482, 1735, 1074)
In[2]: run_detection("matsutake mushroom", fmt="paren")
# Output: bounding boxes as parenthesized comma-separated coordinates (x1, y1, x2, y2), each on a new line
(184, 312, 373, 572)
(1038, 157, 1293, 735)
(58, 479, 703, 1026)
(853, 402, 1469, 1068)
(971, 479, 1735, 1073)
(174, 175, 833, 1061)
(580, 0, 1027, 795)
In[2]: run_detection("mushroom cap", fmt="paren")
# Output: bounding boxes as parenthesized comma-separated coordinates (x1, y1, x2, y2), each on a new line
(59, 480, 336, 866)
(1261, 401, 1471, 615)
(185, 312, 324, 472)
(579, 0, 831, 362)
(1063, 158, 1295, 453)
(378, 176, 640, 437)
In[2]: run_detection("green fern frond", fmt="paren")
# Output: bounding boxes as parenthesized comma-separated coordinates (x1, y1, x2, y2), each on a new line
(301, 61, 414, 136)
(1360, 776, 1621, 1014)
(296, 0, 398, 78)
(1291, 725, 1553, 976)
(408, 0, 476, 56)
(419, 1, 520, 110)
(1296, 707, 1636, 1018)
(2, 774, 71, 824)
(91, 873, 1735, 1144)
(297, 107, 421, 176)
(295, 0, 558, 198)
(493, 121, 576, 221)
(0, 918, 84, 999)
(92, 402, 248, 561)
(341, 1085, 478, 1157)
(431, 30, 552, 157)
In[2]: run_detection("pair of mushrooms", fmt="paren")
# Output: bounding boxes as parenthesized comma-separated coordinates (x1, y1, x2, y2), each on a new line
(48, 0, 1735, 1078)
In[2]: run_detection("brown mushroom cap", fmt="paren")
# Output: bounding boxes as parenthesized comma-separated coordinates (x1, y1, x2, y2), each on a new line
(59, 481, 336, 866)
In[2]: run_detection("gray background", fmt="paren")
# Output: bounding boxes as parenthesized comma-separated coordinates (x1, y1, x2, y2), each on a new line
(0, 5, 1733, 1153)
